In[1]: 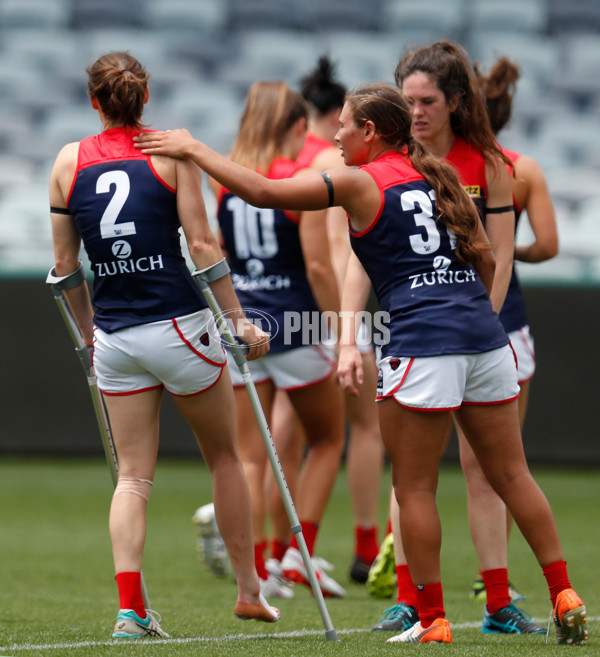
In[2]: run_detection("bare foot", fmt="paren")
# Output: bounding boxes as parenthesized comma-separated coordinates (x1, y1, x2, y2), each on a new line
(234, 593, 281, 623)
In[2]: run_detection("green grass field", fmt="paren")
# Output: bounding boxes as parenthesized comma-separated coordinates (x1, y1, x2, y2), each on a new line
(0, 457, 597, 656)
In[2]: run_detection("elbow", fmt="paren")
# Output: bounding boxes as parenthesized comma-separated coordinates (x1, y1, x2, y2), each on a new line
(187, 237, 216, 262)
(54, 254, 80, 276)
(541, 240, 559, 261)
(306, 260, 331, 286)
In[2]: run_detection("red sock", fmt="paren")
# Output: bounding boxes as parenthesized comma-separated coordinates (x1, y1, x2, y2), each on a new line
(415, 582, 445, 628)
(270, 538, 288, 563)
(290, 521, 319, 556)
(482, 568, 511, 614)
(396, 564, 417, 608)
(543, 560, 571, 607)
(115, 571, 146, 618)
(355, 525, 379, 564)
(255, 540, 269, 580)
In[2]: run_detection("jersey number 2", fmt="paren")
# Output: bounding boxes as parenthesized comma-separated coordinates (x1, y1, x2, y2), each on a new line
(97, 170, 136, 239)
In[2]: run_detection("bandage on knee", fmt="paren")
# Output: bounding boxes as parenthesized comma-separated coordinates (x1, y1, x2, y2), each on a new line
(114, 475, 153, 502)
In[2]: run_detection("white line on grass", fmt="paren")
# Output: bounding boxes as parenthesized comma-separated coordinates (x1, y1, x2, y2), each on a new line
(0, 624, 464, 652)
(2, 618, 597, 652)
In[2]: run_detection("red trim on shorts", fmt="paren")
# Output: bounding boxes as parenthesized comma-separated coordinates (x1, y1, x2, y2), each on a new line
(390, 357, 414, 396)
(232, 376, 270, 390)
(518, 373, 534, 384)
(462, 393, 520, 406)
(508, 340, 518, 371)
(387, 398, 461, 412)
(375, 357, 415, 401)
(101, 384, 164, 396)
(518, 327, 536, 362)
(171, 318, 226, 368)
(169, 364, 225, 397)
(515, 327, 536, 383)
(279, 359, 336, 392)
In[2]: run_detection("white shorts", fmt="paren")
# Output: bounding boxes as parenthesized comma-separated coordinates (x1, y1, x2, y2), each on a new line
(228, 344, 337, 391)
(94, 309, 227, 396)
(508, 325, 536, 383)
(376, 344, 520, 410)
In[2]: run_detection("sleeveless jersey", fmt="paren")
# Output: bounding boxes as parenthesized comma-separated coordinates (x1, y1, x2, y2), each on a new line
(445, 136, 487, 221)
(446, 138, 527, 331)
(217, 157, 319, 353)
(349, 151, 508, 358)
(67, 127, 206, 332)
(295, 132, 332, 169)
(498, 147, 528, 332)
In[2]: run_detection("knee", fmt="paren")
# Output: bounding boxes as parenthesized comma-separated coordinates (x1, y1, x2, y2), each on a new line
(114, 475, 153, 502)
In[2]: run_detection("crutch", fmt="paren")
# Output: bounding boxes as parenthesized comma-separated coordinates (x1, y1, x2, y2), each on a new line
(46, 263, 151, 610)
(193, 260, 340, 642)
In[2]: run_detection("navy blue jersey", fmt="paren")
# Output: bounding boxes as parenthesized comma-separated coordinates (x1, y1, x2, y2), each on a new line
(67, 127, 206, 332)
(350, 152, 508, 358)
(217, 157, 319, 353)
(497, 148, 529, 333)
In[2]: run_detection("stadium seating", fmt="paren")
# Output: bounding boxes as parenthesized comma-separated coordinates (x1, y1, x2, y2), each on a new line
(0, 0, 597, 280)
(145, 0, 229, 35)
(468, 0, 549, 34)
(0, 0, 69, 28)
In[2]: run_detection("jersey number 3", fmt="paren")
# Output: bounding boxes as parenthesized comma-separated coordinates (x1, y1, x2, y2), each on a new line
(403, 189, 457, 253)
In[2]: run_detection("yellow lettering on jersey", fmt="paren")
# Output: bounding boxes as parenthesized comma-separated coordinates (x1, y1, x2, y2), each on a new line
(463, 185, 482, 198)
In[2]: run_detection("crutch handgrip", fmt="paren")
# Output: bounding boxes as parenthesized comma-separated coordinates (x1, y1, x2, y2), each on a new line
(76, 345, 93, 372)
(192, 264, 268, 366)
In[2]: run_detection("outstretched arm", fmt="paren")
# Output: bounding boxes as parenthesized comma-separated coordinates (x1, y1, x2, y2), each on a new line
(135, 130, 331, 212)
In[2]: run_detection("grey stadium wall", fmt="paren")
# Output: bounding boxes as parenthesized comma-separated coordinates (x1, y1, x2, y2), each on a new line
(0, 279, 598, 464)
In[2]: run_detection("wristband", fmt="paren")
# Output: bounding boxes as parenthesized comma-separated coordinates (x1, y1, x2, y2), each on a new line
(486, 205, 515, 215)
(321, 172, 334, 207)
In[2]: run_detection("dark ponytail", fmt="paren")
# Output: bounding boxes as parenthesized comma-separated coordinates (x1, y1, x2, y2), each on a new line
(299, 55, 346, 115)
(475, 57, 520, 135)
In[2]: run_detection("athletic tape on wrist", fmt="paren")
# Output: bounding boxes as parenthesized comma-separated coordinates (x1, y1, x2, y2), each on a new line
(193, 258, 230, 283)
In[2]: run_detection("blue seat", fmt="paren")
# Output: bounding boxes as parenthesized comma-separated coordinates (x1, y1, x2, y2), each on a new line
(381, 0, 466, 38)
(70, 0, 147, 28)
(146, 0, 229, 35)
(0, 0, 69, 28)
(468, 0, 548, 33)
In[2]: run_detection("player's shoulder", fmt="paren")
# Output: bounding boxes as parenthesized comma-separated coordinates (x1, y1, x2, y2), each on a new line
(311, 144, 344, 172)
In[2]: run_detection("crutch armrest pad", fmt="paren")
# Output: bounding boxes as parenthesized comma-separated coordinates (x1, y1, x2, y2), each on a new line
(192, 258, 230, 284)
(46, 262, 86, 290)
